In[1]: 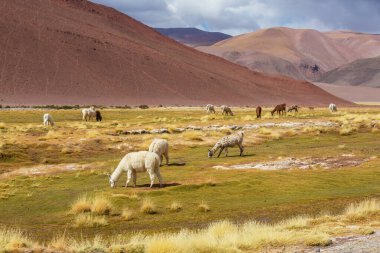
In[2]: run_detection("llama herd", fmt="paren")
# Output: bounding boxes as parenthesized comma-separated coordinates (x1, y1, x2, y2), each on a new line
(39, 104, 339, 188)
(206, 103, 337, 118)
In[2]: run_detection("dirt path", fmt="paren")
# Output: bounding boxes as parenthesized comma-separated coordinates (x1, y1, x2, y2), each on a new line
(307, 231, 380, 253)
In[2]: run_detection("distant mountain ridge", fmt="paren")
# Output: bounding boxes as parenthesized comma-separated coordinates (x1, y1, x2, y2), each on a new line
(155, 28, 231, 47)
(317, 56, 380, 88)
(198, 27, 380, 83)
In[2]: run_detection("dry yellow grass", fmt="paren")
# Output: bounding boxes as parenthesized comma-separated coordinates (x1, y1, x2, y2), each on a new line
(182, 131, 204, 141)
(91, 196, 113, 215)
(121, 208, 134, 221)
(339, 125, 358, 136)
(168, 202, 182, 212)
(73, 214, 108, 228)
(140, 198, 157, 214)
(2, 199, 379, 252)
(344, 198, 380, 222)
(70, 195, 92, 214)
(0, 228, 35, 251)
(198, 202, 210, 212)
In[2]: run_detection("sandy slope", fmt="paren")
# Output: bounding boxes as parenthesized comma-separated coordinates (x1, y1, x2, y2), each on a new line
(0, 1, 350, 106)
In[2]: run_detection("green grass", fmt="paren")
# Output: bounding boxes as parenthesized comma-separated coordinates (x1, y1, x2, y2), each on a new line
(0, 107, 379, 243)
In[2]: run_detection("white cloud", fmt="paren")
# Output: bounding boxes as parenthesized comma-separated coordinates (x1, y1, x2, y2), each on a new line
(91, 0, 380, 35)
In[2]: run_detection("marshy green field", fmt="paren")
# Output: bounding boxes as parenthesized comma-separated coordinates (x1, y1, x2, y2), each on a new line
(0, 107, 379, 252)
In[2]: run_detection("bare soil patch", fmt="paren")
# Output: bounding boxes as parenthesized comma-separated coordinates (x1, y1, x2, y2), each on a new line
(214, 155, 370, 171)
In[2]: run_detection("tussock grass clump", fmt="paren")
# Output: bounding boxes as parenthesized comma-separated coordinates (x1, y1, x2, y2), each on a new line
(50, 233, 68, 251)
(71, 195, 113, 215)
(71, 195, 92, 214)
(121, 208, 134, 221)
(0, 228, 35, 251)
(182, 131, 204, 141)
(73, 213, 108, 228)
(344, 198, 380, 222)
(91, 196, 113, 215)
(168, 202, 182, 212)
(3, 199, 380, 252)
(339, 125, 358, 136)
(198, 202, 210, 212)
(140, 198, 157, 214)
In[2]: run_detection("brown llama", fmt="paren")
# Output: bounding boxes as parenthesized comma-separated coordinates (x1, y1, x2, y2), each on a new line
(256, 106, 262, 118)
(271, 104, 286, 116)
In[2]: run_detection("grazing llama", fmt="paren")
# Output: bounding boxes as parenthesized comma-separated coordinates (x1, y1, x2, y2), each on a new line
(271, 104, 286, 116)
(43, 113, 54, 126)
(109, 151, 162, 188)
(148, 139, 169, 166)
(329, 103, 337, 112)
(206, 104, 216, 114)
(208, 131, 244, 158)
(256, 106, 262, 118)
(82, 106, 96, 121)
(287, 105, 299, 113)
(221, 105, 234, 116)
(95, 110, 102, 121)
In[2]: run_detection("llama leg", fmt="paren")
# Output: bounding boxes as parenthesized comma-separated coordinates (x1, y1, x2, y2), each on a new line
(149, 172, 155, 188)
(156, 170, 163, 188)
(132, 170, 137, 187)
(125, 170, 132, 187)
(239, 144, 244, 156)
(225, 147, 228, 157)
(217, 147, 225, 157)
(164, 151, 169, 165)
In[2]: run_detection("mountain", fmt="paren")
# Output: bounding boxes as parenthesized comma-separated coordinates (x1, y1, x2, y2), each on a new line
(198, 27, 380, 81)
(317, 56, 380, 88)
(0, 0, 351, 106)
(155, 28, 231, 47)
(315, 83, 380, 102)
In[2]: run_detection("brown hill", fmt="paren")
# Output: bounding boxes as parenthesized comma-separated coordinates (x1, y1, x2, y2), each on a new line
(198, 28, 380, 81)
(0, 1, 350, 106)
(154, 28, 231, 47)
(317, 56, 380, 88)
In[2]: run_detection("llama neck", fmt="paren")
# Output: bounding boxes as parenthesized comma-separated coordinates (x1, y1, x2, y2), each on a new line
(111, 160, 125, 182)
(211, 143, 221, 152)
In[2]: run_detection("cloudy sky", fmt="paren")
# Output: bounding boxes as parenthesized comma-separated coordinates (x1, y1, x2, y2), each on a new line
(91, 0, 380, 35)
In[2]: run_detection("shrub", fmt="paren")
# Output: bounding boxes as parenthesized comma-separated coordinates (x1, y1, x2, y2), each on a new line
(138, 105, 149, 109)
(71, 196, 92, 214)
(91, 197, 113, 215)
(168, 202, 182, 212)
(344, 198, 380, 222)
(140, 198, 157, 214)
(73, 214, 108, 228)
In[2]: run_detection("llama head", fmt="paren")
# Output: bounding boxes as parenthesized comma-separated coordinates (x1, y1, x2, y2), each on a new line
(107, 174, 115, 188)
(208, 149, 214, 158)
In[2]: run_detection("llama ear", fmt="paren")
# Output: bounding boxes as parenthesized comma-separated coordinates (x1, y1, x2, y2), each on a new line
(106, 173, 111, 179)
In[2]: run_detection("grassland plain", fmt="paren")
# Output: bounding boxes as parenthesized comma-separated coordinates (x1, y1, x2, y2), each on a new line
(0, 107, 379, 252)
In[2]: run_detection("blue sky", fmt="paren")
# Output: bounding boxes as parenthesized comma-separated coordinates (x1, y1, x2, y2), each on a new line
(91, 0, 380, 35)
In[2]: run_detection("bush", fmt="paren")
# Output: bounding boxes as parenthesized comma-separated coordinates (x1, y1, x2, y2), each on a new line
(140, 198, 157, 214)
(138, 105, 149, 109)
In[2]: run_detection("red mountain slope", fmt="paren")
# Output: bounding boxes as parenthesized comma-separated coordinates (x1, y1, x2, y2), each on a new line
(0, 0, 351, 106)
